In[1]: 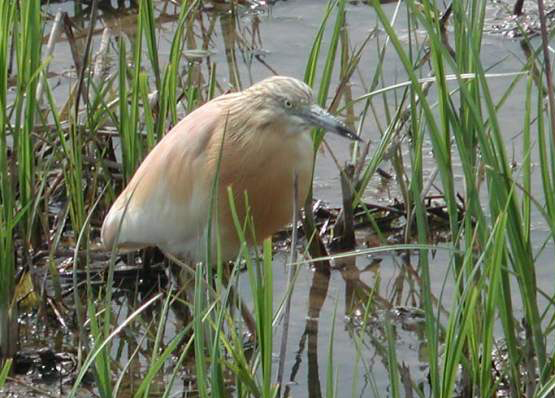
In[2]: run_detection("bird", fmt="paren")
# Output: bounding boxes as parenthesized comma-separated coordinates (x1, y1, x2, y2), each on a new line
(101, 76, 361, 263)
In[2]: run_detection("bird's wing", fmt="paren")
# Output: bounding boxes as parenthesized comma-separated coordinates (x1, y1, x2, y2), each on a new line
(101, 99, 226, 255)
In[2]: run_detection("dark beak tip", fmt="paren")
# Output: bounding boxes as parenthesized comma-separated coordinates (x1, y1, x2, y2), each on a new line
(306, 104, 363, 142)
(339, 126, 363, 142)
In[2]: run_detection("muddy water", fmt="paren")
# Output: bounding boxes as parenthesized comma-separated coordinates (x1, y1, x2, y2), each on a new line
(22, 0, 554, 396)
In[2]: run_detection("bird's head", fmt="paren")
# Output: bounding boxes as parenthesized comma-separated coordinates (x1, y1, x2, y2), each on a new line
(242, 76, 362, 142)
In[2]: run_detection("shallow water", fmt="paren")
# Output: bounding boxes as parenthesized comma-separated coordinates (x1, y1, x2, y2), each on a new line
(7, 0, 555, 396)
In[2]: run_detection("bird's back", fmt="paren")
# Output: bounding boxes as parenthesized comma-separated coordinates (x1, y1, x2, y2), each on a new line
(101, 99, 227, 259)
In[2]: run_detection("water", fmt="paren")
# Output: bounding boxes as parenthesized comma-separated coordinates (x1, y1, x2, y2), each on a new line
(7, 0, 554, 396)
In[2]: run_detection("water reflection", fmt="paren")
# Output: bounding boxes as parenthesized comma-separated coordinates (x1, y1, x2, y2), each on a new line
(285, 260, 330, 398)
(279, 247, 444, 397)
(340, 255, 389, 315)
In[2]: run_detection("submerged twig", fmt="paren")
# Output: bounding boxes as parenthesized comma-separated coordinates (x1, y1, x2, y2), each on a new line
(338, 164, 356, 248)
(439, 3, 455, 58)
(513, 0, 525, 16)
(73, 0, 98, 123)
(405, 165, 440, 242)
(276, 173, 299, 397)
(62, 13, 81, 80)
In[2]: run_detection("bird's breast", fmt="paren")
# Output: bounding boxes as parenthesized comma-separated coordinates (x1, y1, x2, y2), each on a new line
(217, 131, 313, 252)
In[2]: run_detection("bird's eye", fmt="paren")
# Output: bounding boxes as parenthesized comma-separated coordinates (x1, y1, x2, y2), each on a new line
(284, 99, 293, 108)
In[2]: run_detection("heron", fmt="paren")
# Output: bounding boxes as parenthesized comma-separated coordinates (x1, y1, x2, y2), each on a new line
(101, 76, 360, 262)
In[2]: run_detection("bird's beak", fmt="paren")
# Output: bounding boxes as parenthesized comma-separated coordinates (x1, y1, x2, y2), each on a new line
(301, 104, 362, 142)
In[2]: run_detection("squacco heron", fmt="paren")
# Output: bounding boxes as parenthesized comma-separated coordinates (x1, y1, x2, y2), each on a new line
(101, 76, 360, 262)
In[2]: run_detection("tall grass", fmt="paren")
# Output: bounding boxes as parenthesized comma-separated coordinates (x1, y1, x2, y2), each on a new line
(362, 0, 555, 395)
(5, 0, 555, 397)
(303, 0, 351, 256)
(14, 0, 42, 250)
(0, 0, 17, 361)
(0, 0, 45, 360)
